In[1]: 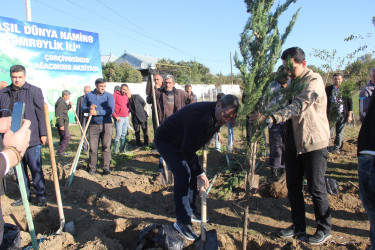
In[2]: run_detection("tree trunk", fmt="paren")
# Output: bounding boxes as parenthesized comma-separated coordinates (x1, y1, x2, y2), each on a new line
(242, 141, 258, 250)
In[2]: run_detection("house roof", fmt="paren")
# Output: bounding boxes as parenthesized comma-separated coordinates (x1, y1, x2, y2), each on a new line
(115, 52, 159, 70)
(101, 54, 118, 64)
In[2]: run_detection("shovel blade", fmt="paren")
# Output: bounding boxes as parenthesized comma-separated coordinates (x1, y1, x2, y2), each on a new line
(64, 221, 75, 235)
(158, 171, 173, 185)
(195, 230, 218, 250)
(166, 170, 173, 185)
(158, 173, 167, 185)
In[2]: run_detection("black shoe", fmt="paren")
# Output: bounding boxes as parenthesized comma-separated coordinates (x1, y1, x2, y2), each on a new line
(57, 152, 69, 157)
(89, 169, 96, 175)
(308, 230, 331, 245)
(36, 197, 47, 207)
(11, 198, 27, 207)
(328, 147, 339, 154)
(173, 221, 198, 241)
(103, 169, 111, 175)
(191, 212, 209, 223)
(279, 225, 306, 239)
(268, 167, 278, 181)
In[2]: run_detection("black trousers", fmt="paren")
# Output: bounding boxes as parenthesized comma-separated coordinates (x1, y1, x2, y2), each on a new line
(285, 137, 331, 233)
(88, 123, 113, 170)
(155, 140, 198, 224)
(133, 118, 149, 145)
(57, 125, 71, 154)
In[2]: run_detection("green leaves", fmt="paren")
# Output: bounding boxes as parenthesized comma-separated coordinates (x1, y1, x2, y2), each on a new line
(102, 62, 142, 83)
(217, 173, 245, 200)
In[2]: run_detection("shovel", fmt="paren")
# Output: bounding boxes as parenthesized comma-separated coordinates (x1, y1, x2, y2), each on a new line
(65, 115, 92, 187)
(195, 190, 218, 250)
(63, 212, 89, 235)
(44, 103, 65, 234)
(158, 157, 173, 185)
(195, 175, 218, 250)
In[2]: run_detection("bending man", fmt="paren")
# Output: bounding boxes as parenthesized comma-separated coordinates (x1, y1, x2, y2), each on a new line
(154, 94, 240, 241)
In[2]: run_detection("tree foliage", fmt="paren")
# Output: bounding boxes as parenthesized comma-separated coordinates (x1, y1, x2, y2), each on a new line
(234, 0, 300, 141)
(156, 58, 241, 86)
(312, 16, 374, 86)
(308, 65, 328, 81)
(102, 62, 142, 83)
(345, 54, 375, 88)
(234, 2, 299, 247)
(156, 58, 214, 85)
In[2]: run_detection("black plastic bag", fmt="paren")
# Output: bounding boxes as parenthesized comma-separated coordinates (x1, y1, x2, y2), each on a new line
(325, 178, 338, 195)
(0, 223, 21, 250)
(137, 223, 186, 250)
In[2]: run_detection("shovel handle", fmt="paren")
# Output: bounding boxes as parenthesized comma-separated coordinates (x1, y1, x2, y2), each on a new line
(202, 144, 208, 172)
(72, 108, 90, 147)
(201, 191, 207, 242)
(66, 115, 92, 187)
(44, 103, 65, 231)
(150, 73, 160, 128)
(162, 158, 169, 182)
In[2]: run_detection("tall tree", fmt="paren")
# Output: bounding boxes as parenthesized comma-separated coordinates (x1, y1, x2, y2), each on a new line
(102, 62, 142, 83)
(234, 0, 300, 248)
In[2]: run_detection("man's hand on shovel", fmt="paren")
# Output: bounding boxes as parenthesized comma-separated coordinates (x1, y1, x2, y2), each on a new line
(197, 173, 209, 195)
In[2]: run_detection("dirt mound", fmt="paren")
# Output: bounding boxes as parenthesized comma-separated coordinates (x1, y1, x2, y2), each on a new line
(266, 174, 288, 199)
(0, 137, 371, 249)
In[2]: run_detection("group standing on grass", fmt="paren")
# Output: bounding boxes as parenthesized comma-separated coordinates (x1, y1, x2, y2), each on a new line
(0, 56, 373, 248)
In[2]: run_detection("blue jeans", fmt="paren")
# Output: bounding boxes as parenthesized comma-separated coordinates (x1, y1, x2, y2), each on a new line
(114, 116, 129, 141)
(330, 113, 346, 150)
(15, 144, 45, 199)
(155, 140, 198, 224)
(358, 154, 375, 247)
(227, 123, 233, 152)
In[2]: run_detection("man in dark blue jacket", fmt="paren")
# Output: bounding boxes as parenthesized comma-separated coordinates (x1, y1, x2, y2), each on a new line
(0, 65, 47, 207)
(154, 94, 240, 241)
(82, 78, 115, 175)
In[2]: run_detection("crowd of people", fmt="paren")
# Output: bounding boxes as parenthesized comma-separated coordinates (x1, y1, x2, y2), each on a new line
(0, 46, 373, 248)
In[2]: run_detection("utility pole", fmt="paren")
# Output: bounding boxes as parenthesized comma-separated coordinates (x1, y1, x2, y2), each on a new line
(230, 52, 234, 85)
(25, 0, 32, 21)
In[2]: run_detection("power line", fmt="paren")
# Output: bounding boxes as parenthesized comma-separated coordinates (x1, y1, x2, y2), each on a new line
(95, 0, 160, 42)
(95, 0, 197, 57)
(32, 0, 228, 67)
(32, 0, 170, 50)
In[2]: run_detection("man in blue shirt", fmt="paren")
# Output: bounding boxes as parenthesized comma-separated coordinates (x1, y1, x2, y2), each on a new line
(82, 78, 115, 175)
